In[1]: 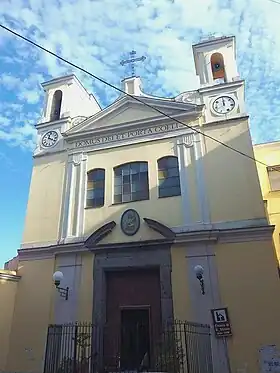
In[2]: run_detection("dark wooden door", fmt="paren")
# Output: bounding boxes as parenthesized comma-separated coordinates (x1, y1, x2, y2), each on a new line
(104, 268, 161, 370)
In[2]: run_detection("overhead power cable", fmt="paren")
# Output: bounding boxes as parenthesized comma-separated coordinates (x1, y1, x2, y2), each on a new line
(0, 23, 276, 171)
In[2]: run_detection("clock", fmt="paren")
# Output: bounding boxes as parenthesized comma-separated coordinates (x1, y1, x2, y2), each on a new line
(41, 130, 59, 148)
(120, 209, 140, 236)
(212, 96, 236, 114)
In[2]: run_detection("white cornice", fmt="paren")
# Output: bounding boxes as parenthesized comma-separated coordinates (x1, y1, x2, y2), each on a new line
(65, 112, 199, 141)
(35, 116, 71, 130)
(193, 35, 235, 50)
(18, 223, 274, 261)
(41, 74, 94, 101)
(65, 95, 204, 136)
(198, 80, 244, 94)
(203, 115, 249, 127)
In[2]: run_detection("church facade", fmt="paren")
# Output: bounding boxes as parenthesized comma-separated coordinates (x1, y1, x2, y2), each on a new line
(1, 35, 280, 373)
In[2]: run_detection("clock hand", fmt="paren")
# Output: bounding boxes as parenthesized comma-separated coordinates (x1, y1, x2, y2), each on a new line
(222, 98, 225, 106)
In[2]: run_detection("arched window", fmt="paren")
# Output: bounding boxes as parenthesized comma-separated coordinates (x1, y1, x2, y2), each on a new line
(86, 168, 105, 208)
(50, 90, 62, 121)
(157, 156, 181, 198)
(210, 53, 226, 82)
(114, 162, 149, 204)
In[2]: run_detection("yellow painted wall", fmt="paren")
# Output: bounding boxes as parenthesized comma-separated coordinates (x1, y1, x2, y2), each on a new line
(84, 139, 187, 240)
(22, 153, 66, 245)
(0, 273, 18, 370)
(215, 240, 280, 373)
(78, 252, 94, 322)
(204, 119, 266, 223)
(170, 245, 192, 321)
(171, 239, 280, 373)
(6, 258, 55, 373)
(3, 252, 94, 372)
(254, 142, 280, 261)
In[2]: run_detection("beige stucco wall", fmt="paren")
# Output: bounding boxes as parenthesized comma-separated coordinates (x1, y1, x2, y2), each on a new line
(22, 117, 266, 249)
(4, 252, 94, 373)
(171, 239, 280, 373)
(77, 252, 94, 322)
(254, 142, 280, 261)
(216, 240, 280, 373)
(6, 258, 55, 373)
(0, 273, 18, 370)
(170, 245, 192, 322)
(84, 139, 186, 240)
(204, 119, 266, 223)
(22, 153, 66, 245)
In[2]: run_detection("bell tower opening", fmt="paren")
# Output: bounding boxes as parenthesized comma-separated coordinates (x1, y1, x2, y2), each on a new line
(211, 52, 226, 84)
(50, 90, 62, 121)
(192, 36, 240, 87)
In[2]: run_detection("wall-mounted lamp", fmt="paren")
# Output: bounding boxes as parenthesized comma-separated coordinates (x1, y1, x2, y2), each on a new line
(52, 271, 69, 300)
(194, 265, 205, 295)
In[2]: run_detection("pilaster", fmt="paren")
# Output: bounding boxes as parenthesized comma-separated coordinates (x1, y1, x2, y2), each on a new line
(194, 133, 210, 224)
(60, 152, 87, 241)
(185, 244, 230, 373)
(54, 253, 82, 324)
(176, 134, 194, 225)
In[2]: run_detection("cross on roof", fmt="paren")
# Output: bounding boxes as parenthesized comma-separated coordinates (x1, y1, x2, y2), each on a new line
(120, 50, 146, 77)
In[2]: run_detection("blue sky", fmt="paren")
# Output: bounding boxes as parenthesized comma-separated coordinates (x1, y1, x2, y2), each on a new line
(1, 0, 280, 266)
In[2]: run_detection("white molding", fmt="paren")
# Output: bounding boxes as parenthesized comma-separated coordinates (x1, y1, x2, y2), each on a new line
(60, 158, 74, 239)
(66, 95, 203, 135)
(198, 79, 244, 94)
(60, 153, 87, 240)
(194, 133, 210, 223)
(69, 125, 195, 155)
(176, 135, 194, 225)
(18, 222, 274, 261)
(76, 154, 87, 237)
(21, 217, 269, 250)
(66, 111, 199, 140)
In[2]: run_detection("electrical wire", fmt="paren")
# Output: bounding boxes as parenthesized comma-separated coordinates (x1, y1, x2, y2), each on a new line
(0, 23, 276, 171)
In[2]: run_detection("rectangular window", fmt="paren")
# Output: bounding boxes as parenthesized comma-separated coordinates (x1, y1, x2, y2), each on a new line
(267, 166, 280, 192)
(114, 162, 149, 204)
(157, 156, 181, 198)
(86, 169, 105, 208)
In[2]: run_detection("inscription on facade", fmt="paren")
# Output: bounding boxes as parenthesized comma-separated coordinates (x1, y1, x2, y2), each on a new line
(74, 122, 185, 148)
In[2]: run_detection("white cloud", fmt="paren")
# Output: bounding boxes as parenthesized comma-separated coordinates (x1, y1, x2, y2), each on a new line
(0, 115, 11, 127)
(0, 0, 280, 148)
(18, 89, 41, 104)
(0, 74, 21, 90)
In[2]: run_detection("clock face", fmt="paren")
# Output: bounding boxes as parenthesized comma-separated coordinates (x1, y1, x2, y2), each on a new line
(212, 96, 236, 114)
(41, 130, 58, 148)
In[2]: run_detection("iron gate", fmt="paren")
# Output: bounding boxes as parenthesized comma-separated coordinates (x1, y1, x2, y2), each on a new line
(43, 320, 213, 373)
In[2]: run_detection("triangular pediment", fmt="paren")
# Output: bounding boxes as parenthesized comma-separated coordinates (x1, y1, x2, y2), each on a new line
(66, 95, 204, 136)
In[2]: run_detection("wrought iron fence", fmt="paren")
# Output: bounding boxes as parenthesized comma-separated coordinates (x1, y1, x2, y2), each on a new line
(43, 320, 213, 373)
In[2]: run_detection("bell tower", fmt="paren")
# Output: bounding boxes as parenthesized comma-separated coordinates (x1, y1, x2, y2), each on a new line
(34, 74, 101, 156)
(193, 35, 240, 87)
(193, 36, 245, 122)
